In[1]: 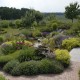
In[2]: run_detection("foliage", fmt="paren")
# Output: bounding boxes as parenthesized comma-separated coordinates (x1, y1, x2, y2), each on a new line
(0, 75, 7, 80)
(11, 61, 38, 76)
(32, 29, 42, 37)
(42, 38, 55, 50)
(58, 22, 72, 29)
(0, 50, 21, 68)
(22, 9, 43, 27)
(55, 49, 70, 67)
(48, 22, 58, 31)
(15, 19, 22, 28)
(62, 38, 80, 51)
(38, 59, 64, 74)
(22, 30, 32, 37)
(3, 60, 20, 74)
(9, 21, 16, 28)
(18, 47, 35, 62)
(1, 40, 33, 54)
(1, 43, 16, 55)
(0, 37, 3, 44)
(65, 2, 80, 22)
(0, 20, 9, 28)
(0, 7, 28, 20)
(11, 59, 64, 76)
(42, 38, 49, 46)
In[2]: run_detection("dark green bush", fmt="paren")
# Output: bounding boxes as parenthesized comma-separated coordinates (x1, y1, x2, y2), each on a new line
(0, 37, 3, 44)
(1, 44, 16, 55)
(32, 29, 42, 37)
(22, 30, 32, 37)
(0, 50, 21, 68)
(50, 22, 58, 31)
(11, 61, 38, 76)
(0, 20, 9, 28)
(9, 21, 16, 28)
(3, 60, 20, 74)
(18, 47, 35, 62)
(11, 59, 64, 76)
(15, 20, 22, 28)
(38, 59, 64, 74)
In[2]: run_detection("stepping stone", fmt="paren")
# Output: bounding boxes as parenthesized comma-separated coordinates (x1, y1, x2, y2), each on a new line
(70, 48, 80, 62)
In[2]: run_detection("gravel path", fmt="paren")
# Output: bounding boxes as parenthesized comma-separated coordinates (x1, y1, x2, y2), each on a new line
(0, 61, 80, 80)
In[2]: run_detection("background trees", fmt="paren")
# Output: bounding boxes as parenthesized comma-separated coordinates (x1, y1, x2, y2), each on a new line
(21, 9, 43, 27)
(0, 7, 29, 20)
(65, 2, 80, 23)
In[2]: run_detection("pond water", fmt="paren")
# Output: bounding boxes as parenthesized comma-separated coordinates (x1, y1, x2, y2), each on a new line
(70, 48, 80, 62)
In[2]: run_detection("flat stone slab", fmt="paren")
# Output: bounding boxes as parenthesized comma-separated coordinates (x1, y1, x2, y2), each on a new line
(70, 48, 80, 62)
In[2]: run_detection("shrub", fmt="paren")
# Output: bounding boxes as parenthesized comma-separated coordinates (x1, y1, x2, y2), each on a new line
(38, 59, 64, 74)
(51, 22, 58, 31)
(11, 59, 64, 76)
(53, 34, 69, 48)
(32, 29, 41, 37)
(58, 22, 72, 30)
(3, 60, 20, 74)
(62, 38, 80, 51)
(1, 43, 16, 55)
(42, 38, 49, 46)
(0, 37, 3, 44)
(22, 30, 32, 37)
(42, 38, 55, 50)
(0, 20, 9, 28)
(18, 47, 35, 62)
(9, 21, 16, 28)
(11, 61, 38, 76)
(0, 50, 21, 68)
(15, 20, 22, 28)
(55, 49, 70, 67)
(0, 75, 7, 80)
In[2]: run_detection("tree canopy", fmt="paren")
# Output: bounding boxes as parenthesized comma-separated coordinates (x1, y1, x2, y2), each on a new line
(65, 2, 80, 23)
(21, 9, 43, 27)
(0, 7, 29, 20)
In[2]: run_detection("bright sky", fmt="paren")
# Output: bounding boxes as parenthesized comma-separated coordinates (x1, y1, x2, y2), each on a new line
(0, 0, 80, 12)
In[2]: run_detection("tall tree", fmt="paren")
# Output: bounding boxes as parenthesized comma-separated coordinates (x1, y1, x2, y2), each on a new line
(65, 2, 80, 23)
(22, 9, 43, 27)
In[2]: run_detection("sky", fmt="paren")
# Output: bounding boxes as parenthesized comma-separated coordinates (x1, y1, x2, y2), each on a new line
(0, 0, 80, 12)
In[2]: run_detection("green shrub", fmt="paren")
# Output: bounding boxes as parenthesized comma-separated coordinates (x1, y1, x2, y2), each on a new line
(55, 49, 70, 67)
(11, 59, 64, 76)
(62, 38, 80, 51)
(3, 60, 20, 74)
(0, 37, 3, 44)
(38, 59, 64, 74)
(32, 29, 41, 37)
(22, 30, 32, 37)
(18, 47, 35, 62)
(1, 43, 16, 55)
(51, 22, 58, 31)
(0, 75, 7, 80)
(11, 61, 38, 76)
(42, 38, 55, 50)
(15, 20, 22, 28)
(0, 50, 21, 68)
(0, 20, 9, 28)
(58, 22, 72, 30)
(9, 21, 16, 28)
